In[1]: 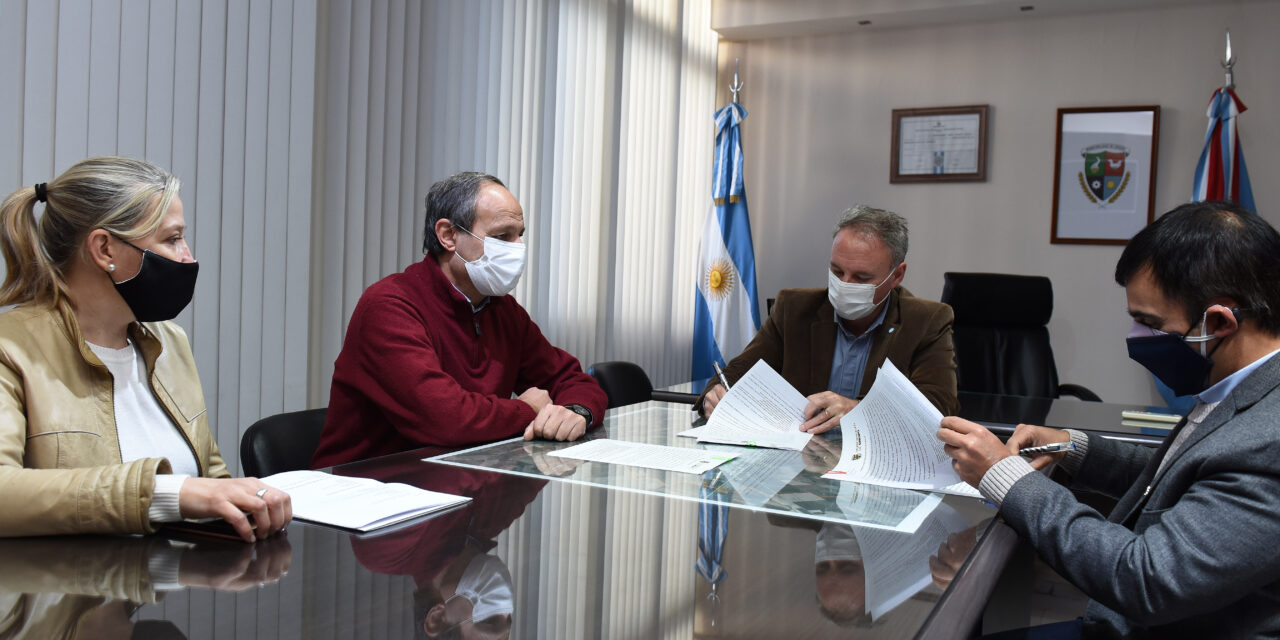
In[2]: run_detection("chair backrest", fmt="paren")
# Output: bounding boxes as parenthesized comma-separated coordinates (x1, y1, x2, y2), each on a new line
(239, 408, 328, 477)
(587, 361, 654, 409)
(942, 272, 1060, 398)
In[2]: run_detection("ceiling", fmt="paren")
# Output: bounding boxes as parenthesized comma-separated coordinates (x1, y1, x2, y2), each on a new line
(711, 0, 1267, 40)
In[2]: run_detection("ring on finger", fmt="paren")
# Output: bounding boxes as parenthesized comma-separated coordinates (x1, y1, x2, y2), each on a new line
(255, 488, 269, 499)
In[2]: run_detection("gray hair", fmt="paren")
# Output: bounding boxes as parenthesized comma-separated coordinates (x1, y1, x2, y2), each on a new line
(421, 171, 506, 257)
(833, 205, 908, 266)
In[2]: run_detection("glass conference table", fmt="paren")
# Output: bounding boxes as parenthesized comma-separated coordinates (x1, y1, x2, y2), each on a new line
(0, 400, 1030, 640)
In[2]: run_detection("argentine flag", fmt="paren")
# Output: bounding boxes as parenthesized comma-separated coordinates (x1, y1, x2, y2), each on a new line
(692, 103, 761, 381)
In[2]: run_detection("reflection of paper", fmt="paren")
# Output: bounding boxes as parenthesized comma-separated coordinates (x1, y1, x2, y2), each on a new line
(702, 444, 806, 507)
(833, 481, 942, 533)
(694, 360, 813, 450)
(548, 439, 736, 475)
(264, 470, 471, 532)
(852, 502, 970, 620)
(823, 361, 964, 491)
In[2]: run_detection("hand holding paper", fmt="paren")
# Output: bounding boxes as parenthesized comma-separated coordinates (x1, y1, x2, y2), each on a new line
(823, 361, 978, 497)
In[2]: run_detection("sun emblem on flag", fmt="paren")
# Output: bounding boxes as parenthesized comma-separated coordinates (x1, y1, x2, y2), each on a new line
(705, 259, 737, 301)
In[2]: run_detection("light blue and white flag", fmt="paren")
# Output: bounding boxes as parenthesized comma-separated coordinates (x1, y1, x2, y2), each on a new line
(693, 103, 760, 381)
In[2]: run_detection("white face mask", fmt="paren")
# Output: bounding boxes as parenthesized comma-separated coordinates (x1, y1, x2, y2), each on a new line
(455, 224, 526, 297)
(444, 553, 515, 631)
(827, 266, 896, 321)
(815, 524, 863, 563)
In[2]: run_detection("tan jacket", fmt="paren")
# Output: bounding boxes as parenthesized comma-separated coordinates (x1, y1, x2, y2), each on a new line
(701, 287, 960, 415)
(0, 305, 227, 537)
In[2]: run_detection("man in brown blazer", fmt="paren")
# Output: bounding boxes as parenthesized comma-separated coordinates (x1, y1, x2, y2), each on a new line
(700, 205, 958, 434)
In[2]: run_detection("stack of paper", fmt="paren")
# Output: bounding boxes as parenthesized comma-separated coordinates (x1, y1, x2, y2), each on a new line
(679, 360, 813, 450)
(262, 470, 472, 532)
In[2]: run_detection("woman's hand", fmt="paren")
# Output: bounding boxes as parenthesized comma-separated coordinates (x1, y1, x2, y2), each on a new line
(178, 478, 292, 543)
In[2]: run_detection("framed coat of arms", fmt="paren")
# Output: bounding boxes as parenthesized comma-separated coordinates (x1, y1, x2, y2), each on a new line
(1050, 106, 1160, 244)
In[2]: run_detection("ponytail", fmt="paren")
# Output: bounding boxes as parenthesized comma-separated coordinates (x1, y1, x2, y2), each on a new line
(0, 187, 71, 311)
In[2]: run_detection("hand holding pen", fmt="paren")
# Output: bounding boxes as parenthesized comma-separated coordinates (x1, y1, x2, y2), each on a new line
(1005, 424, 1074, 471)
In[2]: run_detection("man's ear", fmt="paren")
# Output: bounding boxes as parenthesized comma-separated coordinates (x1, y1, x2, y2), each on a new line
(1205, 303, 1242, 338)
(435, 219, 458, 254)
(890, 261, 907, 288)
(422, 602, 449, 637)
(84, 229, 119, 273)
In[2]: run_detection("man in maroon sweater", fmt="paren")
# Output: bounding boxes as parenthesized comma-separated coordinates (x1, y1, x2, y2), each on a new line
(312, 172, 607, 467)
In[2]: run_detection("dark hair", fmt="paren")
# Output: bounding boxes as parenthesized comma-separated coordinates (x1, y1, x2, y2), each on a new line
(1115, 201, 1280, 335)
(421, 172, 505, 257)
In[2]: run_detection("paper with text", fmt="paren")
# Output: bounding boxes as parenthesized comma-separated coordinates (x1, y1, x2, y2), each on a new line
(854, 502, 972, 620)
(263, 470, 471, 532)
(822, 361, 975, 495)
(692, 360, 813, 450)
(548, 439, 737, 474)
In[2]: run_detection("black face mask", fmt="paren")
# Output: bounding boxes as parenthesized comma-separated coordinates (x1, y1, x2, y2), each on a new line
(1126, 333, 1215, 397)
(113, 242, 200, 322)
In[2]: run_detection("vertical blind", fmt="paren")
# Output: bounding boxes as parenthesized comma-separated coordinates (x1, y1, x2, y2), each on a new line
(315, 0, 717, 403)
(0, 0, 317, 476)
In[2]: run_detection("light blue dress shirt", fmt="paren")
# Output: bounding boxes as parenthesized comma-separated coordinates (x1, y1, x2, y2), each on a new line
(827, 303, 889, 399)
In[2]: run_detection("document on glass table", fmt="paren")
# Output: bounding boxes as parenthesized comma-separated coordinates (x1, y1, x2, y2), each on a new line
(822, 361, 979, 498)
(678, 360, 813, 450)
(547, 439, 737, 474)
(262, 470, 472, 532)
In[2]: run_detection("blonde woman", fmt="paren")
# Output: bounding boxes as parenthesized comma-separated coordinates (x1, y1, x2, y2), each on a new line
(0, 156, 290, 542)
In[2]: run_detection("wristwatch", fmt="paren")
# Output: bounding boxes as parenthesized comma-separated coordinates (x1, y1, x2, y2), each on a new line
(564, 403, 594, 426)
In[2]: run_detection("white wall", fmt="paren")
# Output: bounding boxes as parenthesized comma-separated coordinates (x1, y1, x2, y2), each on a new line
(719, 2, 1280, 405)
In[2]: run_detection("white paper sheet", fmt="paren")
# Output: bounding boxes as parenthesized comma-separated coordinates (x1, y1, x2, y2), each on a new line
(853, 502, 971, 620)
(832, 480, 943, 534)
(692, 360, 813, 450)
(701, 444, 807, 507)
(822, 361, 971, 493)
(263, 470, 472, 532)
(547, 439, 737, 474)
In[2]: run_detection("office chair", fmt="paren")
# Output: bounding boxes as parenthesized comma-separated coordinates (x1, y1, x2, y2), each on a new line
(942, 272, 1101, 401)
(239, 408, 328, 477)
(587, 361, 700, 408)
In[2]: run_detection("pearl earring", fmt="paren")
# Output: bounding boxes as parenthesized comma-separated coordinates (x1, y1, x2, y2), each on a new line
(108, 264, 115, 272)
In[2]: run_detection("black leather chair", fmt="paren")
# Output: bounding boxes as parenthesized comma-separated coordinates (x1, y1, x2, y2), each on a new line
(942, 273, 1101, 401)
(239, 408, 328, 477)
(587, 361, 699, 408)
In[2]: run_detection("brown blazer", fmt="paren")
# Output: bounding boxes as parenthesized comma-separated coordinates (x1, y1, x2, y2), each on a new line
(701, 286, 959, 415)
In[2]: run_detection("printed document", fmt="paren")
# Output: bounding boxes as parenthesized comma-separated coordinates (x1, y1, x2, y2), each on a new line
(262, 470, 471, 532)
(548, 438, 737, 474)
(685, 360, 813, 450)
(853, 502, 972, 620)
(822, 361, 978, 497)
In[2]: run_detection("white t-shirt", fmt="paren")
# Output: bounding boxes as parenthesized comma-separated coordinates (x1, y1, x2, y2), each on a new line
(88, 340, 196, 522)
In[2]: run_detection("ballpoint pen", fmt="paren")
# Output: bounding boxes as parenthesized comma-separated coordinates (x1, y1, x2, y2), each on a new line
(712, 361, 731, 390)
(1018, 441, 1077, 456)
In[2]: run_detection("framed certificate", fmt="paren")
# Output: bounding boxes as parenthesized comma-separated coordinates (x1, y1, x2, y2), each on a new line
(1050, 106, 1160, 245)
(890, 105, 988, 183)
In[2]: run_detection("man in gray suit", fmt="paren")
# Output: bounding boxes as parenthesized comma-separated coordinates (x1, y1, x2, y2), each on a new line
(939, 201, 1280, 638)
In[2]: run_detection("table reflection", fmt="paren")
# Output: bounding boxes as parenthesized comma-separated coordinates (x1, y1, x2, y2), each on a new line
(0, 534, 291, 640)
(350, 466, 547, 640)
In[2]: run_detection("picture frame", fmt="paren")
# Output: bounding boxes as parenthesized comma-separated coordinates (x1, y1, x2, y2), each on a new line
(890, 105, 988, 183)
(1051, 106, 1160, 245)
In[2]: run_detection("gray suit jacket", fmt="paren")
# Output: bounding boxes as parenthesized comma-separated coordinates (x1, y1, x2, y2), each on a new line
(1000, 353, 1280, 639)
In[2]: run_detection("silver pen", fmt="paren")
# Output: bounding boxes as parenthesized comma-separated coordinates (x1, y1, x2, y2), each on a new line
(712, 361, 731, 390)
(1018, 441, 1076, 456)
